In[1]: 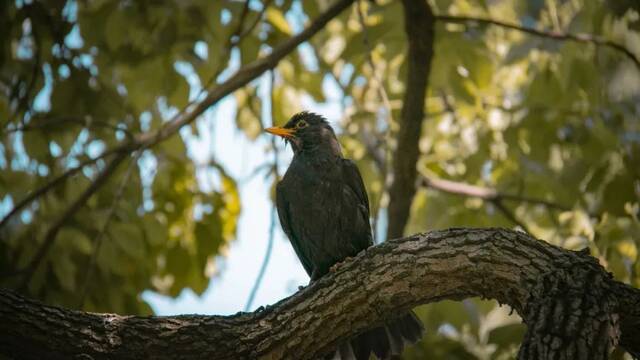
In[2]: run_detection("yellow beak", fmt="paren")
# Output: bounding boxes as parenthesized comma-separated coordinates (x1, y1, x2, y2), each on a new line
(265, 126, 295, 138)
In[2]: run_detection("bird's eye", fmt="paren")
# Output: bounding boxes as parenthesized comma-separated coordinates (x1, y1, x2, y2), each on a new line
(296, 120, 308, 129)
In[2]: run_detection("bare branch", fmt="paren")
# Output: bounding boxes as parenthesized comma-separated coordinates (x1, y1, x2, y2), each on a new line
(435, 14, 640, 69)
(422, 176, 498, 198)
(420, 176, 586, 215)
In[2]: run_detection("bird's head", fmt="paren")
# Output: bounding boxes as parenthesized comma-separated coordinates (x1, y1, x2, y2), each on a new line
(265, 111, 342, 156)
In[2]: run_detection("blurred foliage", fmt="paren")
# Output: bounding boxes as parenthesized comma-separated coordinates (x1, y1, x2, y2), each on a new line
(0, 0, 242, 314)
(1, 0, 639, 357)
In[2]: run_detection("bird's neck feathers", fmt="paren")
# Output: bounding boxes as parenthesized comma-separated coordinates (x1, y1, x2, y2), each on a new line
(295, 126, 343, 160)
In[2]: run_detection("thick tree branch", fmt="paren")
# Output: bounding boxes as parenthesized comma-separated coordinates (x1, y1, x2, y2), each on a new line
(387, 0, 435, 239)
(1, 228, 638, 359)
(435, 14, 640, 69)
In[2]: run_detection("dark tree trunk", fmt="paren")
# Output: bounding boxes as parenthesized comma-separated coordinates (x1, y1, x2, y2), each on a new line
(386, 0, 435, 239)
(1, 228, 638, 359)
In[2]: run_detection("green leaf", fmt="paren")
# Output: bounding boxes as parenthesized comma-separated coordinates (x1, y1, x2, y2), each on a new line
(239, 35, 261, 66)
(602, 170, 636, 216)
(96, 240, 128, 276)
(59, 227, 93, 255)
(22, 131, 49, 161)
(168, 74, 190, 109)
(110, 223, 145, 259)
(266, 8, 292, 35)
(526, 68, 563, 106)
(195, 215, 223, 259)
(465, 50, 494, 90)
(104, 10, 128, 50)
(52, 255, 76, 291)
(143, 214, 168, 247)
(488, 323, 527, 350)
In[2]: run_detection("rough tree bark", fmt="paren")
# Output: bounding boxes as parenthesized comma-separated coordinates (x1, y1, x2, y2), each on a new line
(387, 0, 435, 239)
(1, 228, 638, 360)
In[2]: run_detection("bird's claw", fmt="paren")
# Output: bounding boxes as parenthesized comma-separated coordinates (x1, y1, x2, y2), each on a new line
(329, 256, 353, 273)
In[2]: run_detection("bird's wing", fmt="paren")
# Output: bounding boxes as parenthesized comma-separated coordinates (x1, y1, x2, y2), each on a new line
(342, 159, 373, 248)
(276, 181, 314, 276)
(342, 159, 371, 215)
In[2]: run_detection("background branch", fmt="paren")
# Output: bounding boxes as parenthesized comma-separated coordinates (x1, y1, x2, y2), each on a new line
(1, 116, 134, 139)
(435, 14, 640, 69)
(420, 176, 601, 218)
(386, 0, 435, 239)
(0, 148, 121, 232)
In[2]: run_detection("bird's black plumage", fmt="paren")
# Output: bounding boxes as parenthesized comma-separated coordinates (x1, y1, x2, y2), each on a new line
(268, 112, 424, 360)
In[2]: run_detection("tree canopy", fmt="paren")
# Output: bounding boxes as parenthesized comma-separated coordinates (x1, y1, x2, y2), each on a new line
(1, 0, 639, 358)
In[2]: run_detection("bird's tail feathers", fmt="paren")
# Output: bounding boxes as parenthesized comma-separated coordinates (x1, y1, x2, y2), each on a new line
(330, 311, 424, 360)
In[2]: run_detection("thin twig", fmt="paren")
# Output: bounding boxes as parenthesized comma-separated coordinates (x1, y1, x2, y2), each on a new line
(199, 0, 274, 98)
(18, 151, 129, 290)
(0, 148, 122, 231)
(232, 0, 274, 47)
(12, 8, 42, 129)
(2, 116, 133, 138)
(245, 70, 279, 312)
(435, 14, 640, 69)
(77, 151, 141, 309)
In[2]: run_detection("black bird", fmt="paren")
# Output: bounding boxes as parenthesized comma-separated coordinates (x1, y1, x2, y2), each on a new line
(266, 112, 423, 360)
